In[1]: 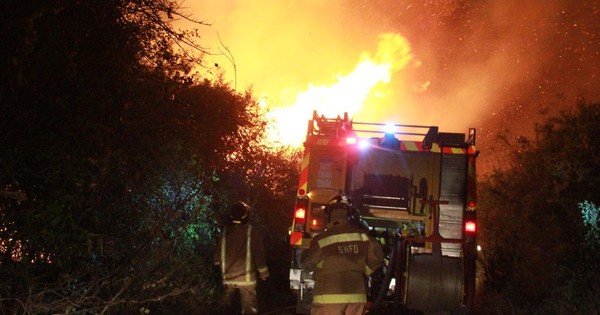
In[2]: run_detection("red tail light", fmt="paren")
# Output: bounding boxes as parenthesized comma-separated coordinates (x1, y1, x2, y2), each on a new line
(293, 198, 309, 232)
(295, 208, 306, 220)
(465, 220, 477, 233)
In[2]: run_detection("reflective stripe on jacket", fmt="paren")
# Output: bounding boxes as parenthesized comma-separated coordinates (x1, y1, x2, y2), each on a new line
(301, 220, 384, 305)
(214, 223, 268, 285)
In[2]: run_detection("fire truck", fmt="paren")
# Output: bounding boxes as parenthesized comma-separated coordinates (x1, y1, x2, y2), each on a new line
(289, 111, 478, 314)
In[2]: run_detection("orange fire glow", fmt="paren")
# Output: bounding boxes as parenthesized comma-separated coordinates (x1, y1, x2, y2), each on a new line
(264, 33, 414, 146)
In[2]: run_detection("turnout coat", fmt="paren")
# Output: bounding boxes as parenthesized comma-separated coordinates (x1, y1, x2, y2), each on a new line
(214, 223, 269, 286)
(301, 219, 384, 304)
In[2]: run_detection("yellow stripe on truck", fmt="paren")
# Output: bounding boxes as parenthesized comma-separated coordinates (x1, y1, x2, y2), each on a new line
(316, 138, 331, 146)
(297, 151, 310, 193)
(290, 231, 303, 245)
(403, 141, 419, 151)
(451, 147, 465, 154)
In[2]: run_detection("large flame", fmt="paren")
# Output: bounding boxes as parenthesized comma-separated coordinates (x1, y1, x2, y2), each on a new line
(264, 33, 414, 147)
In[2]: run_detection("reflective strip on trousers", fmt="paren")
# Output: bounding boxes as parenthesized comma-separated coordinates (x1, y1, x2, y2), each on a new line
(312, 293, 367, 304)
(223, 280, 257, 286)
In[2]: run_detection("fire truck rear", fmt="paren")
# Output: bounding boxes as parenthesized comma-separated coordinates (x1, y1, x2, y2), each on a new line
(289, 111, 478, 314)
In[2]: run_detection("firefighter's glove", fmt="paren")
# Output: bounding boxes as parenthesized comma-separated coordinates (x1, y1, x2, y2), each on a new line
(258, 267, 270, 281)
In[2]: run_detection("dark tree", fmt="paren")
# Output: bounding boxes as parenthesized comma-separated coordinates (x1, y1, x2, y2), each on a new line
(478, 101, 600, 314)
(0, 1, 299, 313)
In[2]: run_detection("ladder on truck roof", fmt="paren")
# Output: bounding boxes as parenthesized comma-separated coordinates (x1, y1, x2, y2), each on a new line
(308, 111, 441, 148)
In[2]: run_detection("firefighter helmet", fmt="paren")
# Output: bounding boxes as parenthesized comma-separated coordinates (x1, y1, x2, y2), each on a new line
(230, 201, 251, 224)
(326, 194, 351, 222)
(326, 194, 368, 229)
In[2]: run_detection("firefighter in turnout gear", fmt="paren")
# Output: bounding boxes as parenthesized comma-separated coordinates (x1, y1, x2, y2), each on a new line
(301, 195, 384, 315)
(214, 201, 269, 314)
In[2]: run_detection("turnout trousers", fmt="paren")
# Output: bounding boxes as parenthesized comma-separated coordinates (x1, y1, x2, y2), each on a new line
(223, 282, 258, 314)
(311, 303, 365, 315)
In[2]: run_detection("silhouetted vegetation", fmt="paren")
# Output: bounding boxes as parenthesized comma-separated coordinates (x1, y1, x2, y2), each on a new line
(1, 1, 298, 313)
(478, 101, 600, 314)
